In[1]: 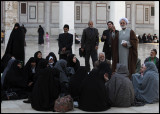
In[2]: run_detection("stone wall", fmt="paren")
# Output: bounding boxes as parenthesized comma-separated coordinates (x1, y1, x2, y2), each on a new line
(1, 1, 157, 40)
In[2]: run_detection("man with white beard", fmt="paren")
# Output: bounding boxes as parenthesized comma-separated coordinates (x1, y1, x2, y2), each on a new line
(94, 52, 111, 69)
(112, 18, 138, 79)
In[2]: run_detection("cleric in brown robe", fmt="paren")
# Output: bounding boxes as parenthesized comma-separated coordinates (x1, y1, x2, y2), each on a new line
(112, 18, 138, 79)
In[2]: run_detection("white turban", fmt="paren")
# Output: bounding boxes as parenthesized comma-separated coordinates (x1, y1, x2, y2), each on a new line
(119, 18, 129, 24)
(49, 56, 53, 60)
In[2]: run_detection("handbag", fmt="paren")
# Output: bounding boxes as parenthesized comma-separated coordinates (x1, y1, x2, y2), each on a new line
(54, 95, 74, 112)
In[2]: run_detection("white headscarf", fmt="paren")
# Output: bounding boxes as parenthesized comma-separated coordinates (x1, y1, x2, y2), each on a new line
(49, 56, 53, 60)
(119, 18, 129, 24)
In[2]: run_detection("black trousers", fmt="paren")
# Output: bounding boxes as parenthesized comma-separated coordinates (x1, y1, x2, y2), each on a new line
(59, 54, 68, 61)
(104, 47, 112, 60)
(85, 49, 98, 72)
(59, 50, 72, 61)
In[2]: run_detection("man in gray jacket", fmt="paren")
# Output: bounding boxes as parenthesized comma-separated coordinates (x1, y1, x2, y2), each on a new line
(81, 21, 99, 72)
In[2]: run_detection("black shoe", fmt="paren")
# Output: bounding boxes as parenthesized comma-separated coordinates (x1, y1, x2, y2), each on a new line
(23, 99, 31, 103)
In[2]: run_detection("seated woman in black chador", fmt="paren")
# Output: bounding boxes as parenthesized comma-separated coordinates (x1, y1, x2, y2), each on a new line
(34, 51, 43, 66)
(46, 52, 57, 68)
(67, 54, 80, 72)
(69, 66, 88, 101)
(2, 60, 28, 100)
(31, 66, 60, 111)
(78, 62, 112, 111)
(23, 59, 48, 103)
(24, 57, 37, 93)
(54, 59, 75, 97)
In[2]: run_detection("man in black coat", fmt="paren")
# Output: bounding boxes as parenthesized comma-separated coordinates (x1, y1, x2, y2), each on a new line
(81, 21, 99, 72)
(37, 25, 44, 45)
(58, 24, 73, 60)
(101, 21, 119, 60)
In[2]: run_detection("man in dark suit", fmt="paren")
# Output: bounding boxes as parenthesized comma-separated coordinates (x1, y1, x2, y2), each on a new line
(101, 21, 119, 61)
(81, 21, 99, 72)
(58, 24, 73, 60)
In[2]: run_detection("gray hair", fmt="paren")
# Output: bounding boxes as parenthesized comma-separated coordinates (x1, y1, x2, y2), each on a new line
(88, 20, 93, 24)
(98, 52, 105, 57)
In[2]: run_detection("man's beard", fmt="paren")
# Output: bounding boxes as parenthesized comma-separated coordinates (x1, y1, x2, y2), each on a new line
(150, 55, 155, 58)
(100, 59, 105, 62)
(120, 25, 126, 29)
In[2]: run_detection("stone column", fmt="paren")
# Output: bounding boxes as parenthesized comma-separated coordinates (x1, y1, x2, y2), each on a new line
(91, 1, 96, 28)
(131, 2, 136, 31)
(109, 1, 125, 30)
(4, 1, 18, 49)
(59, 1, 75, 53)
(154, 1, 159, 38)
(45, 1, 50, 36)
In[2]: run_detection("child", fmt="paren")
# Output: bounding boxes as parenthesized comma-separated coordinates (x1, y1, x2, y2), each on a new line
(1, 30, 5, 43)
(46, 32, 49, 42)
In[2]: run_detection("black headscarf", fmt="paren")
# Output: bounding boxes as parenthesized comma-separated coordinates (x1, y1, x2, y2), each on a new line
(25, 57, 36, 70)
(4, 23, 24, 62)
(31, 67, 60, 111)
(97, 62, 112, 80)
(34, 51, 42, 66)
(24, 57, 37, 83)
(67, 54, 80, 72)
(46, 52, 57, 66)
(35, 58, 48, 73)
(3, 60, 27, 90)
(78, 62, 111, 111)
(2, 23, 25, 68)
(38, 25, 44, 36)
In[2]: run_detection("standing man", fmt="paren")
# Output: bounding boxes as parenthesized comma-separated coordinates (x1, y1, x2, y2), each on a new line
(58, 24, 73, 60)
(81, 21, 99, 72)
(37, 25, 44, 45)
(21, 24, 27, 46)
(101, 21, 119, 61)
(112, 18, 138, 79)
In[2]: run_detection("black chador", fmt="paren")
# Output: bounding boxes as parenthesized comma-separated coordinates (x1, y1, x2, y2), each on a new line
(31, 67, 60, 111)
(2, 23, 25, 67)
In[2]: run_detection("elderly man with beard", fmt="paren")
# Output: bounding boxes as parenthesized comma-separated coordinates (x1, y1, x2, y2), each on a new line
(81, 21, 99, 72)
(112, 18, 138, 79)
(144, 49, 159, 73)
(94, 52, 111, 69)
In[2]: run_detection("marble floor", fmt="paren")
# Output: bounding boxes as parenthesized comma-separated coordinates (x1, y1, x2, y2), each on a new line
(1, 39, 159, 113)
(1, 39, 159, 67)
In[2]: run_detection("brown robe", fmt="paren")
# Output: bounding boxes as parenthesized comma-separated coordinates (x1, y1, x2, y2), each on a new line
(112, 29, 138, 79)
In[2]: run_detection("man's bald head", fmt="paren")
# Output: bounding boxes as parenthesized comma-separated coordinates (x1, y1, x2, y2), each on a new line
(88, 21, 93, 28)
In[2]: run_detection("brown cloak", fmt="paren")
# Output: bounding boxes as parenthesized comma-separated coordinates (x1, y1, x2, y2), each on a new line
(112, 29, 138, 79)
